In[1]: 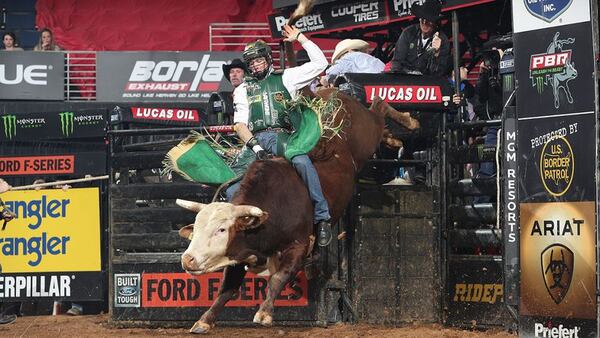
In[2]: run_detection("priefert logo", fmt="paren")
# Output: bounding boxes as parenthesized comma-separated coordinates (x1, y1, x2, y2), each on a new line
(534, 323, 580, 338)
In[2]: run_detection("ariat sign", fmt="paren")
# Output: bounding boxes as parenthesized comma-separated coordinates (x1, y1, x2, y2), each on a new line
(97, 52, 240, 102)
(0, 275, 72, 298)
(534, 323, 580, 338)
(0, 53, 64, 100)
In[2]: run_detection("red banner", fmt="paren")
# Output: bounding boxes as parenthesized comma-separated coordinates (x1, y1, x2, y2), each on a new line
(0, 155, 75, 175)
(141, 272, 309, 308)
(131, 107, 199, 122)
(364, 85, 443, 103)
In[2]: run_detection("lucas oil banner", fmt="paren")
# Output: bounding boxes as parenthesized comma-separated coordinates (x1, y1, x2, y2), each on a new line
(0, 188, 103, 300)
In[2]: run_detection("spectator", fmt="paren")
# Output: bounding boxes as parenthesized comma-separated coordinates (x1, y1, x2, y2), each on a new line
(390, 0, 449, 76)
(222, 58, 247, 89)
(0, 179, 17, 325)
(34, 28, 62, 51)
(320, 39, 385, 87)
(2, 32, 24, 51)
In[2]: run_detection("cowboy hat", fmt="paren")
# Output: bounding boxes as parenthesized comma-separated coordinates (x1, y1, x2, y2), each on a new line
(411, 0, 443, 23)
(222, 58, 248, 83)
(331, 39, 370, 64)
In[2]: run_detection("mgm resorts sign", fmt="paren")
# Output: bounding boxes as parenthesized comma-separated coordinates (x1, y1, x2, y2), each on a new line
(0, 52, 64, 100)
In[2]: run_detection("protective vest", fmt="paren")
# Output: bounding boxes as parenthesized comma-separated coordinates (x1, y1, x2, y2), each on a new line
(245, 72, 292, 132)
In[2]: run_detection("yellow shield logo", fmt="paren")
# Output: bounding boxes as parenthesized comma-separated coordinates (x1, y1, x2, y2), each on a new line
(541, 244, 574, 304)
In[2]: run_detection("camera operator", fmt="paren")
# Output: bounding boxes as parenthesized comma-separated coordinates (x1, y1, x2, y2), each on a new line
(474, 49, 503, 203)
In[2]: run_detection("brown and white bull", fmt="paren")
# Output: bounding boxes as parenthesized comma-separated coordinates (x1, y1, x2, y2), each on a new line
(177, 90, 404, 333)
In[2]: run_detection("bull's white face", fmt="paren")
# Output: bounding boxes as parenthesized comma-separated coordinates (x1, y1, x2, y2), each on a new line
(177, 200, 268, 275)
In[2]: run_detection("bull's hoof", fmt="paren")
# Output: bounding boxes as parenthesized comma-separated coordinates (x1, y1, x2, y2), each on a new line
(189, 321, 213, 334)
(253, 310, 273, 326)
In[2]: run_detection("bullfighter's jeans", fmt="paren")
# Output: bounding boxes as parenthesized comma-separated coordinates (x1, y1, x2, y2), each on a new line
(225, 130, 331, 223)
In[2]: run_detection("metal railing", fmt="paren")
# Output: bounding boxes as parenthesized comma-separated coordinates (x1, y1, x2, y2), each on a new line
(65, 51, 97, 101)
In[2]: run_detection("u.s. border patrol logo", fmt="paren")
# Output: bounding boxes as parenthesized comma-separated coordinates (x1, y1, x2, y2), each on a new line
(524, 0, 572, 23)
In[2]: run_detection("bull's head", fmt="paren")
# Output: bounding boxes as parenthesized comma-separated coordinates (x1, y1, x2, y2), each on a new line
(176, 199, 269, 274)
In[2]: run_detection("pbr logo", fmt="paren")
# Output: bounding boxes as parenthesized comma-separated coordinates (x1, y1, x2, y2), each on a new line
(524, 0, 573, 23)
(114, 273, 141, 307)
(541, 244, 573, 304)
(529, 32, 577, 109)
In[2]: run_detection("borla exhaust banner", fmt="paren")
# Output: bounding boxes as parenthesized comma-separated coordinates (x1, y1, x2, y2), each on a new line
(0, 109, 107, 141)
(0, 52, 64, 101)
(0, 188, 103, 300)
(97, 52, 241, 102)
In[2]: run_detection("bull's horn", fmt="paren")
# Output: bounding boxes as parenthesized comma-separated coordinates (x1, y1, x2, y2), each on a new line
(234, 205, 264, 217)
(176, 199, 205, 213)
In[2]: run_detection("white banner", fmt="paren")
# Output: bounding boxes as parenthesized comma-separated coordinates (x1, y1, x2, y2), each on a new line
(512, 0, 590, 33)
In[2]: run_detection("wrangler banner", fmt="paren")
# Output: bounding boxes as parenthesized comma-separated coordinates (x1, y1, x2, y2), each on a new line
(0, 188, 101, 273)
(97, 52, 241, 102)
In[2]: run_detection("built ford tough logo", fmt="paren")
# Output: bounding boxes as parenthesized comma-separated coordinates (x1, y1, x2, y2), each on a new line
(524, 0, 573, 23)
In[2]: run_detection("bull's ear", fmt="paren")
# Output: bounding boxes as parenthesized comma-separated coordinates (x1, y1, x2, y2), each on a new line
(176, 199, 205, 213)
(234, 212, 269, 231)
(179, 224, 195, 240)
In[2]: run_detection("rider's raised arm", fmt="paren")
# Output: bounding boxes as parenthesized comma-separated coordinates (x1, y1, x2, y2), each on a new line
(232, 82, 253, 144)
(281, 27, 327, 99)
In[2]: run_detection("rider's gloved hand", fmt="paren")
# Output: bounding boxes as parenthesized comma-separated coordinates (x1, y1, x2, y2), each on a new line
(247, 137, 272, 160)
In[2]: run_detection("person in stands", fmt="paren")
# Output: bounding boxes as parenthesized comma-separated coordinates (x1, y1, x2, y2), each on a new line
(2, 32, 24, 51)
(34, 28, 62, 51)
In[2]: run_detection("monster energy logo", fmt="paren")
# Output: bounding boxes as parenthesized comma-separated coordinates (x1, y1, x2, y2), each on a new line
(2, 115, 17, 139)
(59, 112, 74, 136)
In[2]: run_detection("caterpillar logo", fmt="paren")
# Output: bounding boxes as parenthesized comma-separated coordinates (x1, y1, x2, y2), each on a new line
(59, 112, 74, 136)
(542, 244, 573, 304)
(2, 115, 17, 139)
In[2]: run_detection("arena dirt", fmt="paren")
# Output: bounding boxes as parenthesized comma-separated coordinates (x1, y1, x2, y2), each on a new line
(0, 314, 516, 337)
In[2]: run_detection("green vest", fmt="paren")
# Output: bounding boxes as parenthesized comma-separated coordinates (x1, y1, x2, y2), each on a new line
(245, 72, 292, 132)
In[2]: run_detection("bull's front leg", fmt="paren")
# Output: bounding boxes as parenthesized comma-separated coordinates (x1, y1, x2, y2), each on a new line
(253, 243, 307, 326)
(190, 263, 246, 334)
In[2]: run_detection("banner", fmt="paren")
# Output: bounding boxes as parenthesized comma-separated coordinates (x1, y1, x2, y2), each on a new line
(337, 73, 453, 111)
(0, 110, 107, 142)
(113, 272, 309, 308)
(0, 152, 106, 177)
(110, 105, 209, 127)
(513, 0, 597, 334)
(513, 22, 595, 119)
(512, 0, 590, 33)
(0, 188, 101, 273)
(97, 52, 241, 102)
(269, 0, 494, 37)
(0, 52, 64, 101)
(0, 272, 104, 301)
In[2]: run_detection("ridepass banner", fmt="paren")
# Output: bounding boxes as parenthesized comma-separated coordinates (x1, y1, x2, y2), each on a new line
(0, 188, 102, 300)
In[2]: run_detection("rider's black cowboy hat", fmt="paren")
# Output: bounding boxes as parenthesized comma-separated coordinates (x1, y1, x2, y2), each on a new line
(222, 58, 248, 83)
(411, 0, 444, 23)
